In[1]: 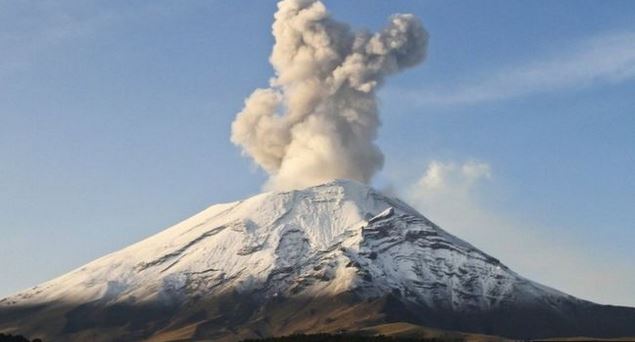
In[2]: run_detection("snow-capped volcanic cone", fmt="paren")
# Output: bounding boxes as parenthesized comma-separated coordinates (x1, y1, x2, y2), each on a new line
(1, 180, 634, 341)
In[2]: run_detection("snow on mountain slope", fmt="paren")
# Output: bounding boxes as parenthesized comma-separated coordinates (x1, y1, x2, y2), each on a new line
(0, 179, 578, 314)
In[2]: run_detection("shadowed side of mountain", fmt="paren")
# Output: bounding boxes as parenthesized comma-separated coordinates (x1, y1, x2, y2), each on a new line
(2, 290, 635, 341)
(0, 333, 42, 342)
(239, 331, 486, 342)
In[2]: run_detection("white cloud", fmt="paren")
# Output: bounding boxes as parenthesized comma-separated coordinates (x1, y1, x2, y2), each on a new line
(401, 160, 635, 306)
(394, 30, 635, 106)
(416, 160, 490, 192)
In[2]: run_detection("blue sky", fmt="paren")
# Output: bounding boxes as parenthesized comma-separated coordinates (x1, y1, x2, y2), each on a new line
(1, 1, 634, 305)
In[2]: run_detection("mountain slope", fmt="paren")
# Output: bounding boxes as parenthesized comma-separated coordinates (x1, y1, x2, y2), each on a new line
(1, 180, 634, 341)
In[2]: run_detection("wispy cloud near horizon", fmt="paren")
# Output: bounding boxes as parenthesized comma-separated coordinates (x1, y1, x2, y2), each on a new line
(0, 2, 186, 80)
(392, 30, 635, 106)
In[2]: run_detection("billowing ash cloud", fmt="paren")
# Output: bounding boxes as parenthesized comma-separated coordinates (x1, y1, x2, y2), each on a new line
(231, 0, 428, 190)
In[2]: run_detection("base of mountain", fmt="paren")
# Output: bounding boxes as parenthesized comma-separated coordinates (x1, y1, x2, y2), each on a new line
(3, 291, 635, 341)
(238, 328, 635, 342)
(0, 334, 42, 342)
(241, 333, 468, 342)
(239, 322, 505, 342)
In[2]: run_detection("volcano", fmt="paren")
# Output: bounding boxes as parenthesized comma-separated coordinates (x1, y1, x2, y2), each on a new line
(1, 180, 634, 341)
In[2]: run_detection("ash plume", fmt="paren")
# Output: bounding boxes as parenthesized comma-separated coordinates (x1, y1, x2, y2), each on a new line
(231, 0, 428, 190)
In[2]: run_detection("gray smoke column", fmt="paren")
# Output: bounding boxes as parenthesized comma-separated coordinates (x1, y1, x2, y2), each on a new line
(231, 0, 428, 190)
